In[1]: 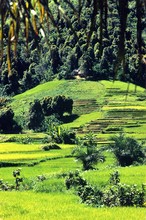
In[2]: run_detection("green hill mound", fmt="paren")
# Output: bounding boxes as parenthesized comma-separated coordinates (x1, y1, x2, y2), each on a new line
(11, 80, 105, 121)
(10, 79, 146, 142)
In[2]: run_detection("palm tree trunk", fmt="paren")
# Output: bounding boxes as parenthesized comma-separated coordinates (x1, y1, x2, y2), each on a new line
(113, 0, 128, 78)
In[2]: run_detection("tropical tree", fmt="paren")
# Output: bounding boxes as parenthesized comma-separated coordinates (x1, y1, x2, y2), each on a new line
(0, 107, 21, 133)
(27, 99, 45, 131)
(72, 133, 105, 170)
(109, 133, 145, 166)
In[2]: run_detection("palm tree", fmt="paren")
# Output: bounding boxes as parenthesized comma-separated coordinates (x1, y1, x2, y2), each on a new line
(72, 133, 104, 170)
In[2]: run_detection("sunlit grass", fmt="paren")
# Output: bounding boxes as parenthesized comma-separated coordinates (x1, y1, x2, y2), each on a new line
(0, 191, 145, 220)
(63, 111, 103, 129)
(0, 143, 74, 153)
(83, 165, 146, 187)
(125, 123, 146, 133)
(11, 80, 105, 118)
(0, 143, 40, 153)
(101, 80, 145, 92)
(0, 152, 57, 161)
(0, 133, 48, 143)
(0, 157, 81, 182)
(103, 106, 146, 110)
(0, 148, 72, 162)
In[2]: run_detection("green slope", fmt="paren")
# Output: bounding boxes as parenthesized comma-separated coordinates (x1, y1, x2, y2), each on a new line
(11, 79, 105, 117)
(11, 79, 146, 141)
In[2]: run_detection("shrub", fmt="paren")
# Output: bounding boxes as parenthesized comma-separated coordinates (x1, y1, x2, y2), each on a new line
(72, 133, 105, 170)
(41, 96, 53, 116)
(0, 107, 21, 133)
(65, 170, 87, 190)
(65, 171, 145, 207)
(27, 99, 45, 131)
(109, 133, 145, 166)
(58, 127, 76, 144)
(41, 143, 61, 151)
(78, 185, 103, 206)
(41, 95, 73, 117)
(65, 171, 103, 207)
(48, 126, 76, 144)
(103, 171, 145, 207)
(0, 169, 23, 191)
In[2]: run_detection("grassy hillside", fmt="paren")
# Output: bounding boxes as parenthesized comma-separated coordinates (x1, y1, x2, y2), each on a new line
(0, 80, 146, 219)
(11, 80, 105, 117)
(11, 79, 146, 141)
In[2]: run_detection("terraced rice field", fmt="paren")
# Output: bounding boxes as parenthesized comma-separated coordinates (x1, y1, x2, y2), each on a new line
(0, 80, 146, 220)
(70, 81, 146, 143)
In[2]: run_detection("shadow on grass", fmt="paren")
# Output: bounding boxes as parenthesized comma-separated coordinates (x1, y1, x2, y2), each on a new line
(61, 114, 79, 123)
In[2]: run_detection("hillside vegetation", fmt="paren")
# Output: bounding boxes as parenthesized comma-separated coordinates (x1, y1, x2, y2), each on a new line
(0, 80, 146, 219)
(1, 1, 146, 219)
(11, 79, 146, 140)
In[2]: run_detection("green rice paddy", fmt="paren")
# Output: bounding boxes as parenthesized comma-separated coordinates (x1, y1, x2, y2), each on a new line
(0, 80, 146, 219)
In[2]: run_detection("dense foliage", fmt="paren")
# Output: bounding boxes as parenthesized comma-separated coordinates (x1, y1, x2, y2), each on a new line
(27, 99, 45, 131)
(72, 133, 105, 170)
(26, 95, 73, 131)
(65, 170, 145, 207)
(109, 133, 145, 166)
(48, 126, 76, 144)
(41, 95, 73, 117)
(0, 107, 21, 133)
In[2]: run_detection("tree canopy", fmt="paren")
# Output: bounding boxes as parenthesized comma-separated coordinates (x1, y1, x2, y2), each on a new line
(0, 0, 146, 91)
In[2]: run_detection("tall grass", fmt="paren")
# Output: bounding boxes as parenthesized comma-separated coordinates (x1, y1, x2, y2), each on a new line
(0, 191, 145, 220)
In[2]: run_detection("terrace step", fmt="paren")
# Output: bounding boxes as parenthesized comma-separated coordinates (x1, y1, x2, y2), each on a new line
(74, 111, 146, 135)
(73, 99, 99, 114)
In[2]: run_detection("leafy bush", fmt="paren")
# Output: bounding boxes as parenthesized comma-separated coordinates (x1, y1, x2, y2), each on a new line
(65, 171, 145, 207)
(0, 107, 21, 133)
(41, 143, 61, 151)
(109, 133, 145, 166)
(78, 185, 103, 206)
(41, 95, 73, 117)
(0, 169, 23, 191)
(48, 126, 76, 144)
(65, 171, 104, 207)
(27, 99, 45, 131)
(103, 171, 145, 207)
(72, 133, 105, 170)
(41, 96, 53, 116)
(58, 127, 76, 144)
(65, 170, 87, 190)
